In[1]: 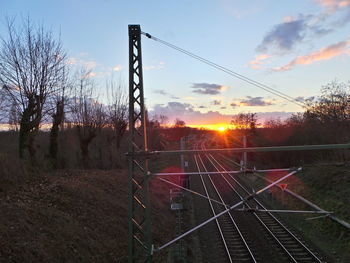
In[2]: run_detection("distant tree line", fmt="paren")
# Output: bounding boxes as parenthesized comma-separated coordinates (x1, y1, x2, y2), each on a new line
(228, 81, 350, 166)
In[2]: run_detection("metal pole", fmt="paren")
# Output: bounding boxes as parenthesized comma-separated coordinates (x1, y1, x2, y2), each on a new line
(151, 168, 295, 177)
(127, 24, 152, 262)
(254, 172, 350, 229)
(152, 170, 242, 176)
(180, 137, 187, 188)
(243, 135, 247, 171)
(236, 209, 333, 214)
(143, 143, 350, 156)
(180, 137, 184, 172)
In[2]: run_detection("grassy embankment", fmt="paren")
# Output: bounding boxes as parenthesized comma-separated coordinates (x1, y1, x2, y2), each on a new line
(242, 164, 350, 262)
(0, 131, 183, 262)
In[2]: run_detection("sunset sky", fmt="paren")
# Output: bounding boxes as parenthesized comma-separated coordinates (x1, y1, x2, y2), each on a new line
(1, 0, 350, 128)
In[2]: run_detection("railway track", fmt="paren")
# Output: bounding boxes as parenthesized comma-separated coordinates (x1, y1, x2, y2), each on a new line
(191, 141, 324, 262)
(193, 142, 257, 262)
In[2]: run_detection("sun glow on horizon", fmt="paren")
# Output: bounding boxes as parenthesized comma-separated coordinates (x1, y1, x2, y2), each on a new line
(187, 124, 231, 131)
(218, 126, 226, 132)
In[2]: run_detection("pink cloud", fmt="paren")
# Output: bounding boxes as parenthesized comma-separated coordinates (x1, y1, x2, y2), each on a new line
(274, 39, 350, 71)
(315, 0, 350, 12)
(150, 102, 293, 125)
(249, 54, 271, 69)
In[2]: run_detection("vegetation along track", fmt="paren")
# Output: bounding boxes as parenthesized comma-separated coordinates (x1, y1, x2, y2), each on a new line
(190, 141, 325, 262)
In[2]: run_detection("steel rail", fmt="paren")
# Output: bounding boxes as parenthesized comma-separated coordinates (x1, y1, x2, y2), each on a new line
(204, 152, 303, 262)
(209, 152, 323, 262)
(220, 154, 350, 229)
(214, 153, 323, 253)
(196, 152, 257, 262)
(193, 153, 233, 263)
(159, 177, 331, 216)
(155, 158, 305, 252)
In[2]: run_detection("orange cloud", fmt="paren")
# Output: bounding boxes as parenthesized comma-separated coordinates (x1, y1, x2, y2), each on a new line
(274, 39, 350, 71)
(315, 0, 350, 11)
(249, 54, 271, 69)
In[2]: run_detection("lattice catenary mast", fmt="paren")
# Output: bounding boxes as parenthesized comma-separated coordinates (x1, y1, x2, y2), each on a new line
(127, 24, 152, 262)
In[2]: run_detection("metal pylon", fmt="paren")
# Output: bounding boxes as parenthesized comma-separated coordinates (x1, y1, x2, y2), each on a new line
(128, 24, 152, 262)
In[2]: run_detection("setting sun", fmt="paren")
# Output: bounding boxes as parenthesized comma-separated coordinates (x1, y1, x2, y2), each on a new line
(218, 126, 226, 132)
(187, 124, 230, 131)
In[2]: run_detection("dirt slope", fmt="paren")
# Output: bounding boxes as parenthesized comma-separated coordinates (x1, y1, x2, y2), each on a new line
(0, 169, 174, 262)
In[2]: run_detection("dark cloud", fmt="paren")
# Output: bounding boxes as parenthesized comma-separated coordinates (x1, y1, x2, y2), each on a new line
(198, 105, 206, 109)
(150, 102, 230, 125)
(257, 111, 294, 121)
(240, 96, 273, 106)
(310, 25, 333, 36)
(212, 100, 221, 105)
(153, 89, 179, 99)
(257, 18, 307, 52)
(295, 96, 315, 102)
(256, 14, 332, 53)
(191, 83, 226, 95)
(295, 96, 304, 102)
(220, 106, 227, 109)
(153, 89, 167, 95)
(230, 102, 239, 108)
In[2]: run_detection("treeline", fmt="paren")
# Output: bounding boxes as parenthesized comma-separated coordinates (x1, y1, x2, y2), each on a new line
(225, 81, 350, 167)
(1, 18, 349, 172)
(0, 19, 129, 169)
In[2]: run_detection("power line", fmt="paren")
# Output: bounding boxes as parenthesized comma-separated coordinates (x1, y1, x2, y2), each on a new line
(141, 31, 305, 108)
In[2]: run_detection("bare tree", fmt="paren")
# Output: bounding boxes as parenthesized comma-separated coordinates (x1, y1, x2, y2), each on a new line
(8, 101, 20, 131)
(48, 66, 70, 164)
(303, 81, 350, 146)
(0, 18, 66, 161)
(264, 118, 284, 129)
(147, 114, 167, 150)
(174, 118, 186, 127)
(0, 88, 8, 123)
(305, 81, 350, 125)
(106, 79, 128, 148)
(231, 112, 258, 133)
(160, 114, 168, 126)
(69, 68, 106, 168)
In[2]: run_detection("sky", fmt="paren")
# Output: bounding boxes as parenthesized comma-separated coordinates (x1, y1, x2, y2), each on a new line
(1, 0, 350, 128)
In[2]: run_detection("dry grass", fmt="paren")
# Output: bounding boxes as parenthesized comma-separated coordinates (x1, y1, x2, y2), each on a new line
(0, 169, 175, 262)
(0, 153, 28, 192)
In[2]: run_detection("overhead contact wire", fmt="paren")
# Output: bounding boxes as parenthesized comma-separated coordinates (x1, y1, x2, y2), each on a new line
(142, 31, 305, 108)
